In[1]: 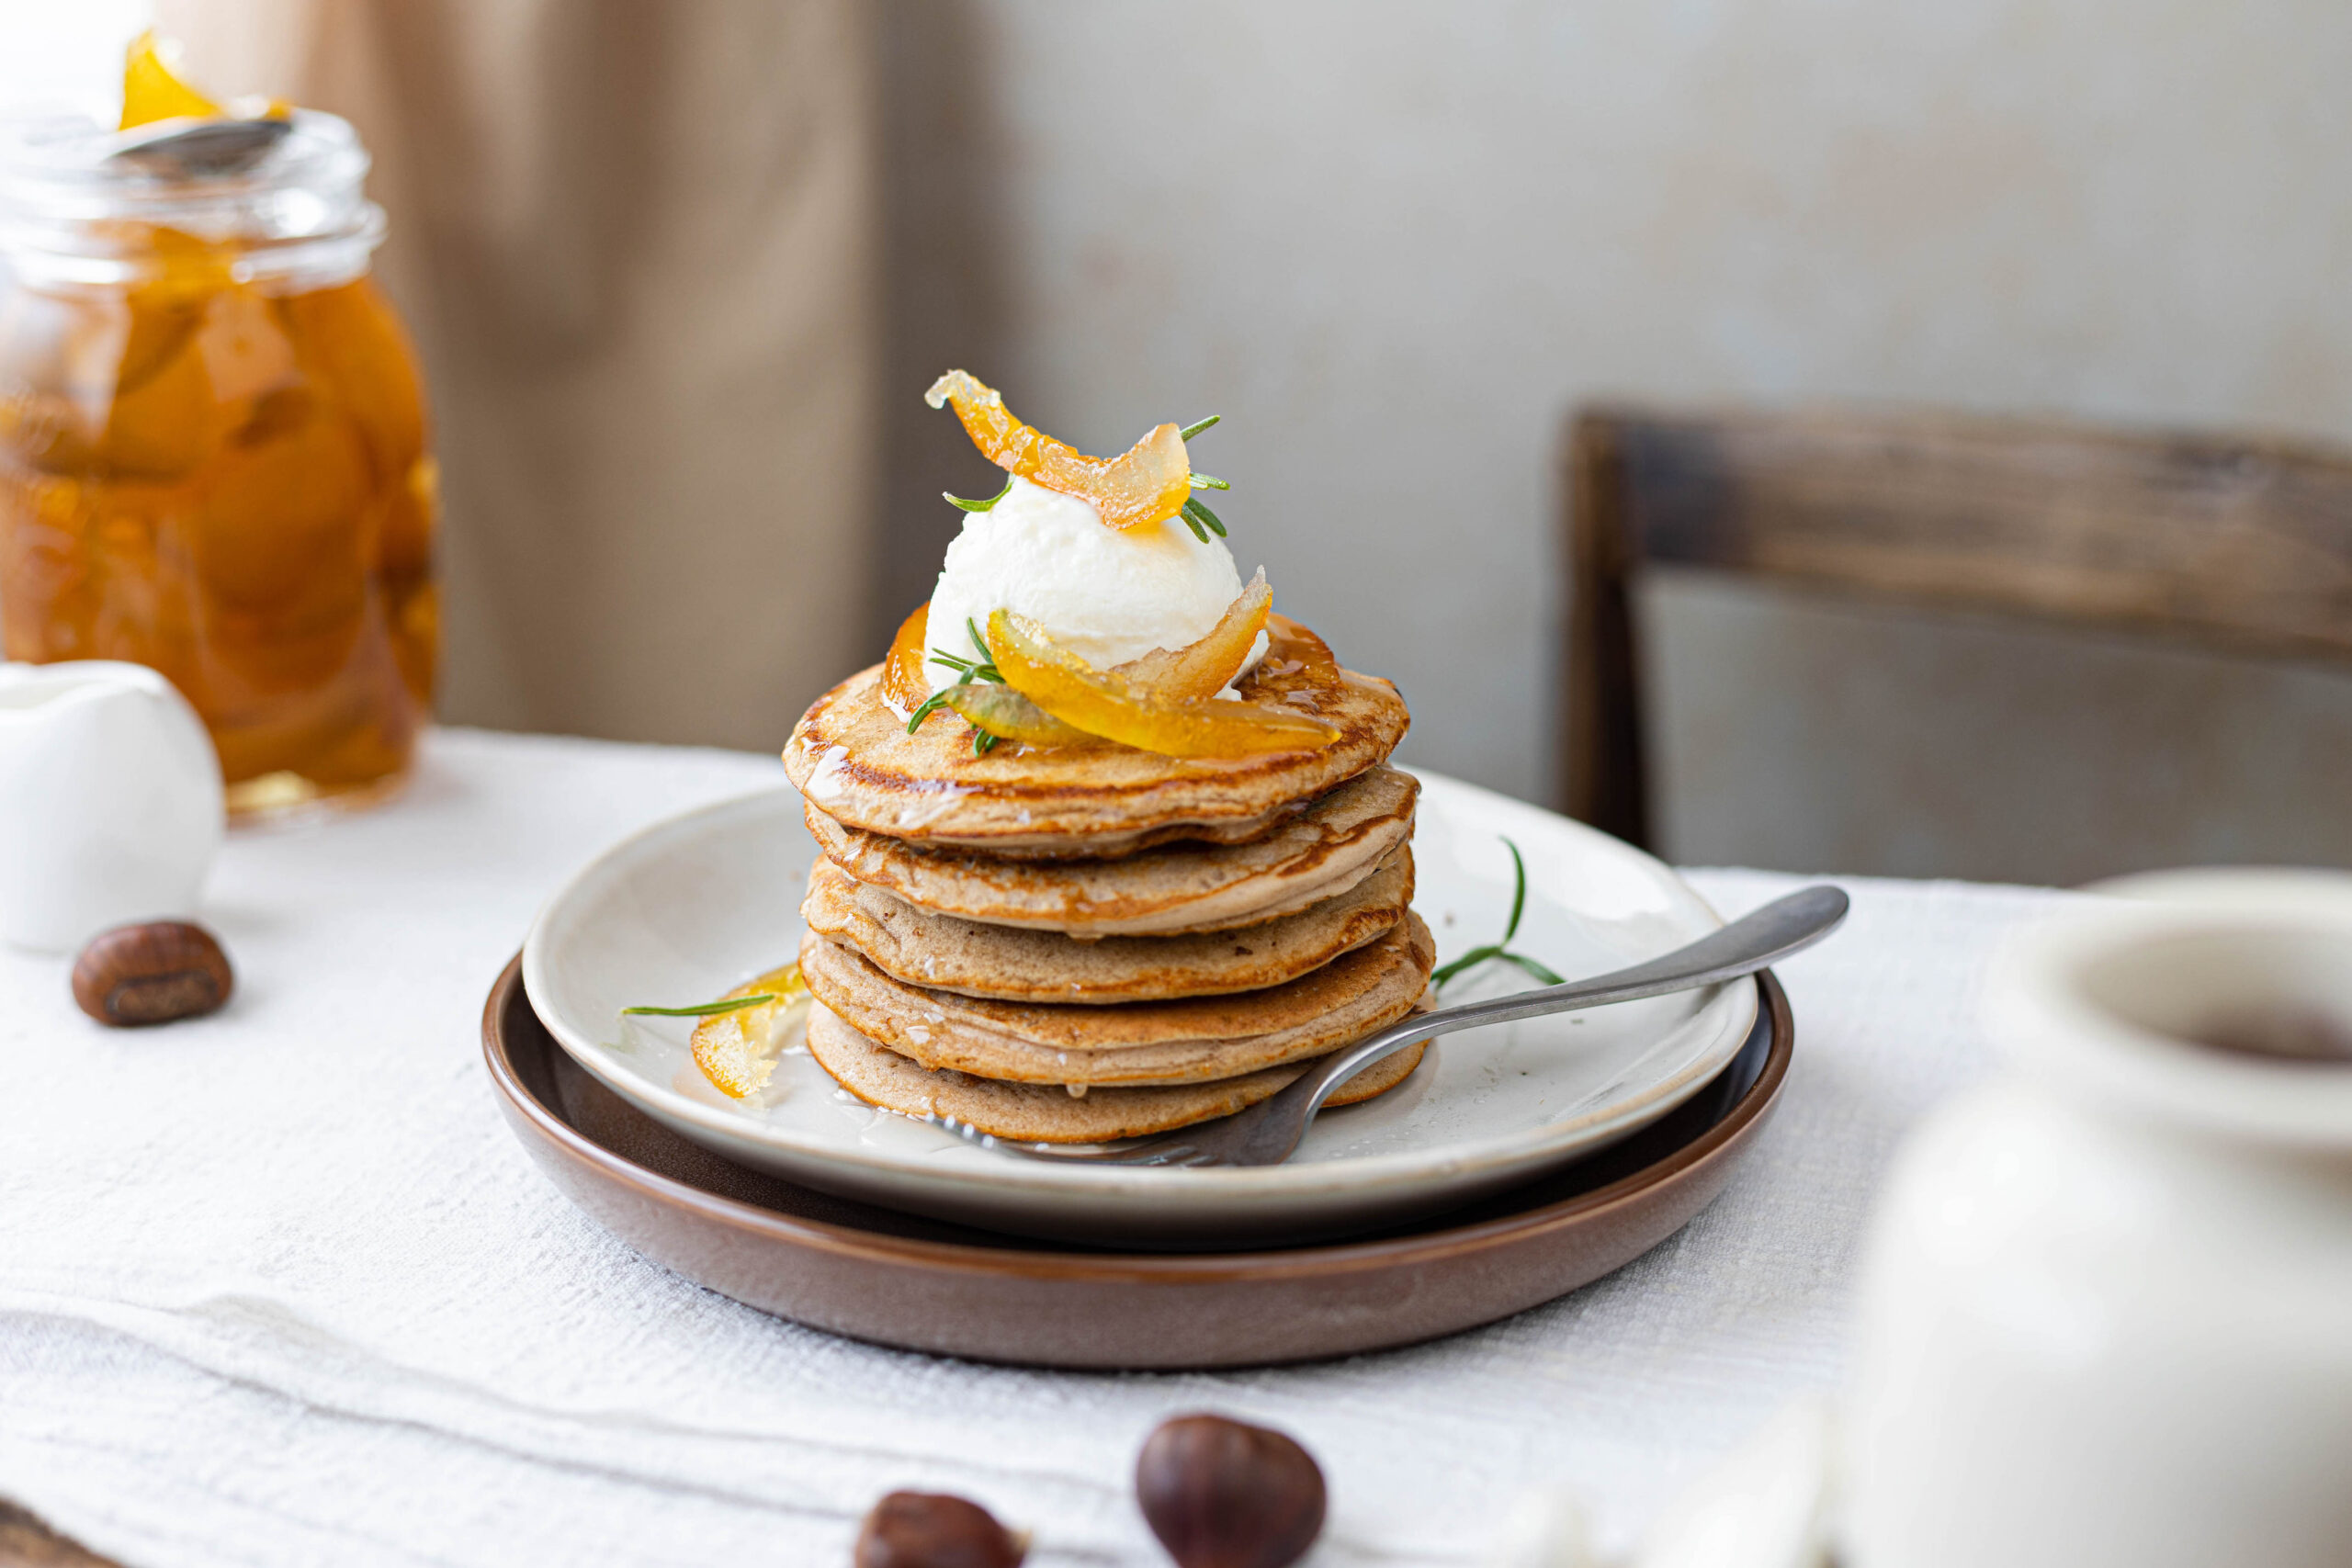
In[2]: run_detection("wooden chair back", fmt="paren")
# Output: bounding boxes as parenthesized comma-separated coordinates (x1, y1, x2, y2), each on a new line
(1560, 404, 2352, 850)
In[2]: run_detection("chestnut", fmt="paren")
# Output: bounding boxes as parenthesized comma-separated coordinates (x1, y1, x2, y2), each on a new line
(71, 920, 233, 1027)
(854, 1490, 1025, 1568)
(1136, 1414, 1325, 1568)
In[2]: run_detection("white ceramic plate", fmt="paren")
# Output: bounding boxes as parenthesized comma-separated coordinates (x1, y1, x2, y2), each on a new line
(521, 772, 1756, 1247)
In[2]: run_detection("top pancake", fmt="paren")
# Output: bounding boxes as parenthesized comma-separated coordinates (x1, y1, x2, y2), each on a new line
(781, 637, 1411, 858)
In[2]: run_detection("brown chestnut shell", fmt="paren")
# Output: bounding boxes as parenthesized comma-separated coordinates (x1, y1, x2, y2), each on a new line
(854, 1490, 1025, 1568)
(71, 921, 233, 1027)
(1136, 1413, 1326, 1568)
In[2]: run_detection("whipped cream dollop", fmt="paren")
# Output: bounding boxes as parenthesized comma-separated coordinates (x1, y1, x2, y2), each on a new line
(922, 475, 1262, 696)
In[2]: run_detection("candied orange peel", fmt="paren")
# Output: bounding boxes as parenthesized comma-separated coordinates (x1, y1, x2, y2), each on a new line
(880, 604, 933, 716)
(1258, 612, 1343, 690)
(987, 608, 1339, 758)
(940, 682, 1104, 750)
(888, 575, 1297, 754)
(688, 964, 809, 1100)
(1115, 569, 1270, 702)
(120, 31, 226, 130)
(925, 369, 1193, 532)
(119, 29, 289, 131)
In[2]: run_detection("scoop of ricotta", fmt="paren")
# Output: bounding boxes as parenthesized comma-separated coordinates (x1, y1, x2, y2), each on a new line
(923, 475, 1259, 696)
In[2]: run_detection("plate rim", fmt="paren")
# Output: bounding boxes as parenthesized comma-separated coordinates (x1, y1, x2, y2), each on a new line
(483, 953, 1793, 1279)
(518, 773, 1758, 1201)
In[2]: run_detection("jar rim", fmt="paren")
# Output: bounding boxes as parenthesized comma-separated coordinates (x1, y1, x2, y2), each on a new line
(0, 107, 382, 286)
(1984, 872, 2352, 1152)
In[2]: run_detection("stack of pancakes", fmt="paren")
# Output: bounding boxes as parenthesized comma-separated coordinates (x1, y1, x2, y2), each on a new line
(782, 624, 1430, 1143)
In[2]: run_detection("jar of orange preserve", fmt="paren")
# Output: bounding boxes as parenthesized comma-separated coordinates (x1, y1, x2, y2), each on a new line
(0, 41, 435, 817)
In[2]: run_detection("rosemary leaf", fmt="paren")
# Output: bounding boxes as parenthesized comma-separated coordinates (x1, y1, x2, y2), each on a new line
(1500, 952, 1567, 987)
(1179, 414, 1220, 440)
(1434, 836, 1566, 994)
(1189, 472, 1231, 491)
(1429, 945, 1502, 987)
(1180, 510, 1212, 543)
(1503, 837, 1530, 942)
(905, 688, 958, 732)
(944, 475, 1015, 513)
(910, 618, 1013, 741)
(623, 994, 777, 1018)
(1182, 497, 1227, 537)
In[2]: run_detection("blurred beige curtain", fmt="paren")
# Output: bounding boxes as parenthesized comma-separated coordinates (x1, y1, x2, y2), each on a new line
(159, 0, 877, 751)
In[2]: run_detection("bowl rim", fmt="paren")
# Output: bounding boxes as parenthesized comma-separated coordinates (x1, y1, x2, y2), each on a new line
(1987, 870, 2352, 1148)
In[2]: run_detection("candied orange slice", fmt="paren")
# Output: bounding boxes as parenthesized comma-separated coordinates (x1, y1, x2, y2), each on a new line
(889, 600, 1101, 749)
(1238, 614, 1367, 728)
(689, 964, 809, 1100)
(988, 609, 1339, 758)
(1258, 612, 1343, 689)
(940, 682, 1104, 750)
(120, 30, 228, 130)
(880, 604, 933, 716)
(1114, 570, 1271, 701)
(926, 369, 1193, 532)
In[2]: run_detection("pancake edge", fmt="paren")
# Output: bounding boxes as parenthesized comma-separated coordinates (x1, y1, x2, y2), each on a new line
(806, 1003, 1431, 1143)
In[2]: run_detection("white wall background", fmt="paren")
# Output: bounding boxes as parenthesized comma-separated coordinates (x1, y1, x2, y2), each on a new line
(0, 0, 148, 121)
(880, 0, 2352, 881)
(8, 1, 2347, 880)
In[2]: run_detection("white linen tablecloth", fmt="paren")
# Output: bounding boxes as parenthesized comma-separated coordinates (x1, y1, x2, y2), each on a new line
(0, 729, 2063, 1567)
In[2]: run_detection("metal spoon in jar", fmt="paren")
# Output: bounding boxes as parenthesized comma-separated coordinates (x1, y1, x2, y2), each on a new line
(933, 884, 1849, 1168)
(107, 116, 292, 178)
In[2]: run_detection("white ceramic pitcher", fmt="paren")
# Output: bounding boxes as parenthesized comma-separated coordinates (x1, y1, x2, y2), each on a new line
(1840, 870, 2352, 1568)
(0, 660, 224, 953)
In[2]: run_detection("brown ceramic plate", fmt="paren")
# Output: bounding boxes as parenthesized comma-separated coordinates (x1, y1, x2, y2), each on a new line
(482, 956, 1792, 1369)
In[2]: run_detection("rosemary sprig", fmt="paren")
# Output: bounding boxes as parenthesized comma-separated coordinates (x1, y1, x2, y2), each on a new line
(925, 621, 1002, 681)
(1431, 837, 1567, 992)
(944, 616, 1002, 680)
(907, 618, 1012, 755)
(623, 994, 778, 1018)
(944, 475, 1014, 513)
(1181, 496, 1228, 541)
(1176, 416, 1233, 538)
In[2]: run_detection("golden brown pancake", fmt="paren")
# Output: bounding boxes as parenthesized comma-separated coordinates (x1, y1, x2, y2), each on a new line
(798, 913, 1435, 1086)
(803, 846, 1412, 1004)
(807, 1003, 1430, 1143)
(805, 765, 1418, 937)
(781, 652, 1411, 858)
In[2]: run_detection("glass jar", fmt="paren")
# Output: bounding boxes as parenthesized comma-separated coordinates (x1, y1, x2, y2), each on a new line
(0, 109, 436, 818)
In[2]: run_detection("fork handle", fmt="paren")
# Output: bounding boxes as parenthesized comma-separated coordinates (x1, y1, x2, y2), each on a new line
(1283, 884, 1849, 1124)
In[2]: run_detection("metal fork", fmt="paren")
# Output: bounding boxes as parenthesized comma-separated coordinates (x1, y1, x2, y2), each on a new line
(931, 884, 1849, 1168)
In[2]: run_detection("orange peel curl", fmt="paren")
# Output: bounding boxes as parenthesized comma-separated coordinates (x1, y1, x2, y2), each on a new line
(120, 30, 227, 130)
(880, 604, 934, 716)
(925, 369, 1193, 532)
(689, 964, 809, 1100)
(987, 608, 1339, 758)
(1114, 570, 1271, 702)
